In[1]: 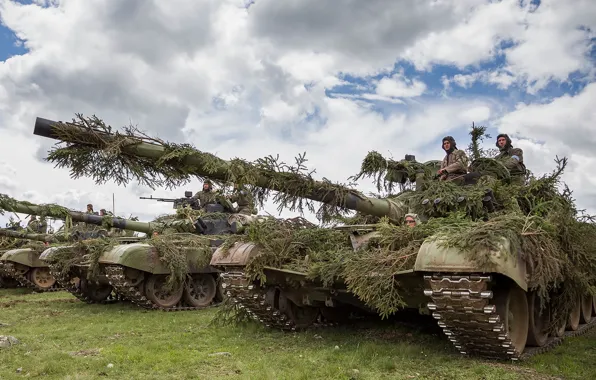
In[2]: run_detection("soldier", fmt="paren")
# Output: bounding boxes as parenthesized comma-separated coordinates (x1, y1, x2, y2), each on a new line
(494, 134, 526, 183)
(86, 204, 96, 214)
(26, 215, 40, 233)
(437, 136, 469, 182)
(229, 184, 257, 215)
(404, 213, 420, 228)
(99, 209, 113, 216)
(191, 180, 218, 209)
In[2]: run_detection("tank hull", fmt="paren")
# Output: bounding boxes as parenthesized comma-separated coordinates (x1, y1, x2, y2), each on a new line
(90, 239, 226, 310)
(0, 248, 61, 292)
(211, 236, 596, 360)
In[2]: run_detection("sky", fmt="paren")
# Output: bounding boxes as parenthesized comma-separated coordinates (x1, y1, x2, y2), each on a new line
(0, 0, 595, 232)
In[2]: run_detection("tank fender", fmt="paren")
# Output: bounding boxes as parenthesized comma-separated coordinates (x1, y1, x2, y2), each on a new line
(1, 248, 46, 268)
(210, 242, 261, 267)
(414, 237, 527, 291)
(98, 243, 216, 274)
(39, 246, 75, 262)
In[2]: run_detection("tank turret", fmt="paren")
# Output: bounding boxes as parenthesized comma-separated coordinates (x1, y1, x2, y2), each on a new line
(30, 115, 596, 359)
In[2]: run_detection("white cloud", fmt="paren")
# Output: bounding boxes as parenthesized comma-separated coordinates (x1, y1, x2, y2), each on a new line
(409, 0, 595, 92)
(0, 0, 594, 231)
(375, 73, 427, 99)
(497, 82, 596, 155)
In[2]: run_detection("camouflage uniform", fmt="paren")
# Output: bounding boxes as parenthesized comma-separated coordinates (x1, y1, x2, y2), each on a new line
(229, 186, 256, 215)
(192, 181, 219, 209)
(438, 136, 469, 182)
(26, 217, 40, 233)
(494, 134, 526, 183)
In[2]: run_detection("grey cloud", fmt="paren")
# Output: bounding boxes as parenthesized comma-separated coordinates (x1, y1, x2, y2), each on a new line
(99, 0, 215, 66)
(248, 0, 465, 62)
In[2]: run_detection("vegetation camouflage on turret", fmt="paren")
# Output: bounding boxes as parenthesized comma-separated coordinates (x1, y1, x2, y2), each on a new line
(42, 114, 359, 222)
(38, 115, 596, 326)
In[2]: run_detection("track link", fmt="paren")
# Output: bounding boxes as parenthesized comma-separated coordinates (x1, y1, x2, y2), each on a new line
(424, 273, 596, 361)
(2, 262, 63, 292)
(103, 265, 218, 312)
(47, 263, 121, 305)
(220, 269, 336, 330)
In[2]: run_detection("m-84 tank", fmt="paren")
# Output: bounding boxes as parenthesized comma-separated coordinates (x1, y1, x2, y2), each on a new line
(0, 193, 240, 310)
(30, 115, 596, 360)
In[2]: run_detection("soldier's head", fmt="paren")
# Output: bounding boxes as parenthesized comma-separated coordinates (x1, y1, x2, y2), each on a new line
(441, 136, 457, 153)
(100, 209, 107, 216)
(87, 204, 93, 212)
(404, 213, 419, 228)
(496, 134, 512, 150)
(29, 215, 37, 220)
(202, 180, 212, 192)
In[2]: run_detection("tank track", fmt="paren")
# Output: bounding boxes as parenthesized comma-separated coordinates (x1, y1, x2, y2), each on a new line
(47, 263, 121, 305)
(103, 264, 219, 312)
(220, 269, 337, 330)
(2, 262, 63, 293)
(424, 273, 596, 361)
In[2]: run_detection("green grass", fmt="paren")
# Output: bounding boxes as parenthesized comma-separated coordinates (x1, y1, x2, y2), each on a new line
(0, 288, 592, 379)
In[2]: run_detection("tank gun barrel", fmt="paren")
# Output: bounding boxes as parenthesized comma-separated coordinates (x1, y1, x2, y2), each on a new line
(0, 228, 57, 243)
(33, 117, 402, 221)
(0, 194, 156, 234)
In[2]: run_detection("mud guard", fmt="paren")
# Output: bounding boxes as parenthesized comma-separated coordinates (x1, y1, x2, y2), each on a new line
(98, 243, 218, 274)
(39, 246, 75, 262)
(210, 242, 262, 267)
(413, 238, 527, 291)
(1, 248, 47, 268)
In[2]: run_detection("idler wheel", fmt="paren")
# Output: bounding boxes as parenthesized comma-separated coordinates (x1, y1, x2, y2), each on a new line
(183, 274, 217, 307)
(567, 296, 581, 331)
(580, 294, 593, 324)
(278, 293, 319, 329)
(526, 291, 549, 347)
(28, 267, 56, 289)
(80, 278, 113, 302)
(494, 284, 529, 355)
(144, 274, 183, 308)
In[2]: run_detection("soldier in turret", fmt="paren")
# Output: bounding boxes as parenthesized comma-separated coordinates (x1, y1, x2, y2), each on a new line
(191, 180, 218, 209)
(437, 136, 469, 183)
(229, 184, 257, 215)
(86, 204, 98, 215)
(26, 215, 40, 232)
(494, 134, 526, 183)
(404, 213, 420, 228)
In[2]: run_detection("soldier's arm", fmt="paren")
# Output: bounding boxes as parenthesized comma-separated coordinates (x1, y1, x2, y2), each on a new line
(510, 148, 523, 164)
(502, 148, 524, 169)
(442, 151, 469, 173)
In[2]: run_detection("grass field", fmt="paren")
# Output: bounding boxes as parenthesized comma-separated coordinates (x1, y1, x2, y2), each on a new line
(0, 288, 594, 379)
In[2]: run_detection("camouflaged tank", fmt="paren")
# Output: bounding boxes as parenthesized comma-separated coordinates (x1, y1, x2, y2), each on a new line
(31, 116, 596, 360)
(0, 228, 68, 292)
(0, 193, 245, 310)
(0, 226, 28, 289)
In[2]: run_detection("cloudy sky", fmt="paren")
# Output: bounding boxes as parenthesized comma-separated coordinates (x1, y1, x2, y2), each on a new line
(0, 0, 595, 231)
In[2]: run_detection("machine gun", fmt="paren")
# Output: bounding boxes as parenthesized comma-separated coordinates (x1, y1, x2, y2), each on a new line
(139, 191, 200, 210)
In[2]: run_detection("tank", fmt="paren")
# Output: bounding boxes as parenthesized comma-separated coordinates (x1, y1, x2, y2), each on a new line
(0, 224, 30, 288)
(0, 228, 68, 292)
(0, 193, 242, 310)
(30, 115, 596, 359)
